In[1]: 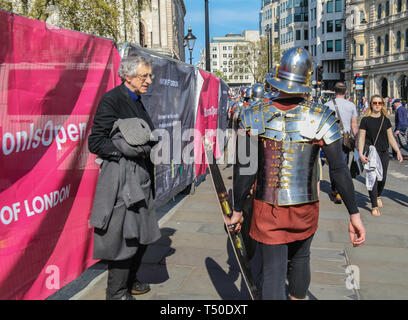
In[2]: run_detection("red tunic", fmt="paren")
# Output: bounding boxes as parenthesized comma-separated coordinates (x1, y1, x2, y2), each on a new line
(249, 99, 320, 245)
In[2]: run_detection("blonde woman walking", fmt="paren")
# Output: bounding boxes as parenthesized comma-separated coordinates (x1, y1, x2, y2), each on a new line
(358, 95, 403, 216)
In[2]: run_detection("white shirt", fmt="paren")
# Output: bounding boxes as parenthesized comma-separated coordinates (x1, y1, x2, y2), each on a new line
(324, 98, 358, 134)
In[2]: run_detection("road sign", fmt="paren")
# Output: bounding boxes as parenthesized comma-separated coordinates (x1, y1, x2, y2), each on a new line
(355, 77, 364, 85)
(356, 84, 363, 90)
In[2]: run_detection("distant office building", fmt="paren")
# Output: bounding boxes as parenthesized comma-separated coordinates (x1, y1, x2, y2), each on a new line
(311, 0, 346, 90)
(260, 0, 347, 91)
(345, 0, 408, 100)
(259, 0, 281, 68)
(203, 30, 260, 88)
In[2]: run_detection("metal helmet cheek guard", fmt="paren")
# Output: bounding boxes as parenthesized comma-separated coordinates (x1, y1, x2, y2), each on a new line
(266, 47, 313, 94)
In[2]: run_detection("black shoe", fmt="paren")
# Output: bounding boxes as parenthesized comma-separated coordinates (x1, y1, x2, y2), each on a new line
(130, 280, 151, 295)
(106, 291, 136, 300)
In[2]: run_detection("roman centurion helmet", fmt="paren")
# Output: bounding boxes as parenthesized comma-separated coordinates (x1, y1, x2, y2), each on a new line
(266, 46, 313, 94)
(245, 86, 253, 99)
(252, 83, 264, 100)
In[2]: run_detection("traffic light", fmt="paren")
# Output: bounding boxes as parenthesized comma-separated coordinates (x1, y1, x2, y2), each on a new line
(316, 66, 323, 82)
(353, 73, 360, 84)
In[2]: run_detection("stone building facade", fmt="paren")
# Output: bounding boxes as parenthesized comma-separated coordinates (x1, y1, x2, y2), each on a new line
(137, 0, 186, 60)
(346, 0, 408, 100)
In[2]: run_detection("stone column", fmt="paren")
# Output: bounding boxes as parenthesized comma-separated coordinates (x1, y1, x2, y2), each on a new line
(389, 75, 395, 98)
(151, 0, 161, 49)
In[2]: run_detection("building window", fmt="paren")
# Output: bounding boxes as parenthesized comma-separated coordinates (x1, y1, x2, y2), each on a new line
(385, 34, 389, 52)
(360, 11, 366, 23)
(304, 29, 308, 40)
(327, 40, 333, 52)
(335, 39, 342, 51)
(396, 31, 401, 50)
(322, 21, 325, 34)
(377, 4, 382, 20)
(385, 1, 389, 16)
(397, 0, 402, 12)
(212, 54, 217, 58)
(212, 47, 217, 52)
(213, 61, 217, 66)
(322, 41, 325, 53)
(327, 0, 334, 13)
(360, 44, 364, 56)
(327, 20, 333, 32)
(335, 20, 342, 32)
(377, 36, 381, 54)
(296, 29, 301, 40)
(335, 0, 342, 12)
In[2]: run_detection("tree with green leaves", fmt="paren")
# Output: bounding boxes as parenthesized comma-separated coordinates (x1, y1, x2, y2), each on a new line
(230, 36, 282, 85)
(213, 70, 229, 83)
(0, 0, 149, 44)
(229, 36, 282, 85)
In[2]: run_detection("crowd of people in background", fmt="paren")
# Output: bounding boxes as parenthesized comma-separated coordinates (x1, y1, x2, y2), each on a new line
(227, 81, 408, 218)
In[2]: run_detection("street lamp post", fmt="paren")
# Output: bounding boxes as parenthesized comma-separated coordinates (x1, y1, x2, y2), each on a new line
(265, 25, 271, 71)
(184, 25, 197, 65)
(348, 13, 367, 105)
(205, 0, 210, 71)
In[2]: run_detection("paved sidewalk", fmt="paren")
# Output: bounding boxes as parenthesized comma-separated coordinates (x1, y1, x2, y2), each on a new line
(70, 164, 365, 301)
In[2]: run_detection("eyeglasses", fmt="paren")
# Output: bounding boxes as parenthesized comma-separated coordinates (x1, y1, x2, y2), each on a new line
(372, 101, 384, 106)
(136, 73, 155, 81)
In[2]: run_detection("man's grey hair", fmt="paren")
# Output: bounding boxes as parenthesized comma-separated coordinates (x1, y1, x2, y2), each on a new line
(118, 54, 153, 81)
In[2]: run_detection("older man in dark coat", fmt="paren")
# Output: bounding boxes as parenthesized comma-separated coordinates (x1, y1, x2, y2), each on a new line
(88, 54, 160, 300)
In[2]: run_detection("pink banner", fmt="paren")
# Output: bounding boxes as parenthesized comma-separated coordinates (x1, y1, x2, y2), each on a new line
(194, 70, 220, 177)
(0, 10, 121, 299)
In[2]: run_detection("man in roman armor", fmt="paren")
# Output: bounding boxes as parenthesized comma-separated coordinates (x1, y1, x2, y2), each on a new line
(229, 47, 366, 300)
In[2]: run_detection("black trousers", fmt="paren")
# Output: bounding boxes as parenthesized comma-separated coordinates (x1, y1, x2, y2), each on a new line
(368, 150, 389, 208)
(259, 234, 314, 300)
(105, 244, 147, 299)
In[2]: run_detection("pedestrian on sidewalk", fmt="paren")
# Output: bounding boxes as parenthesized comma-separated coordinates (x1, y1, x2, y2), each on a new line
(88, 54, 161, 300)
(358, 95, 403, 217)
(324, 82, 359, 204)
(392, 99, 408, 156)
(230, 47, 366, 300)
